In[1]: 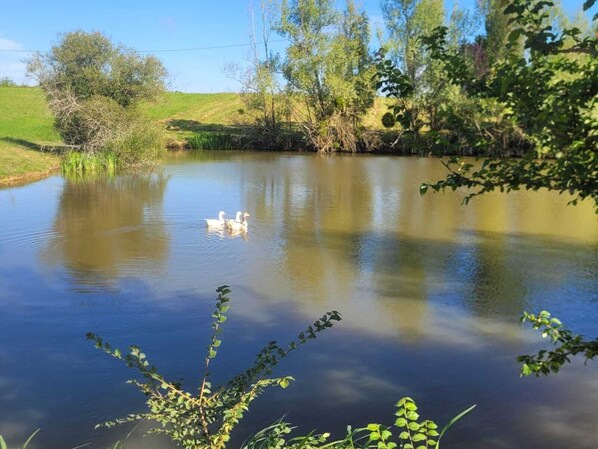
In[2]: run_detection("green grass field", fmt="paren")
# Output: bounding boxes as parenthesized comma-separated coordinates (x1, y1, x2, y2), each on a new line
(0, 86, 388, 183)
(0, 88, 246, 183)
(0, 87, 62, 182)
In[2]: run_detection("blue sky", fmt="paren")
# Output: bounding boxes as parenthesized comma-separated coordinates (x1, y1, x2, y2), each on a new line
(0, 0, 591, 92)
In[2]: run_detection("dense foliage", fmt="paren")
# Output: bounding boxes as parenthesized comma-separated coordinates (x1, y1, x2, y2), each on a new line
(276, 0, 376, 152)
(405, 0, 597, 374)
(27, 31, 167, 168)
(415, 0, 597, 207)
(242, 397, 475, 449)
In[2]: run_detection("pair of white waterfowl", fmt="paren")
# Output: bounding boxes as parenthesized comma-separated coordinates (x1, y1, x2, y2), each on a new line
(205, 210, 250, 232)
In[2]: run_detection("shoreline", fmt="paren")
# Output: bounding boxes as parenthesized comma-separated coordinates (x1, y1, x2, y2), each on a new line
(0, 165, 60, 188)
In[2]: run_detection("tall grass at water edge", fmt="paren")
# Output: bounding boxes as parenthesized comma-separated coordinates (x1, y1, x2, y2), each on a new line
(60, 151, 119, 175)
(186, 131, 235, 150)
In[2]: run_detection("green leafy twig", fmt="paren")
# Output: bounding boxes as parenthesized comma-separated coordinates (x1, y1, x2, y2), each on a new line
(518, 310, 598, 376)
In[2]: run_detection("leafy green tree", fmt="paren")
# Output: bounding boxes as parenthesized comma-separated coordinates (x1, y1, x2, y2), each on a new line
(380, 0, 444, 89)
(0, 77, 17, 87)
(477, 0, 513, 65)
(409, 0, 597, 374)
(27, 31, 166, 163)
(379, 0, 484, 149)
(419, 0, 597, 208)
(277, 0, 376, 151)
(28, 31, 165, 107)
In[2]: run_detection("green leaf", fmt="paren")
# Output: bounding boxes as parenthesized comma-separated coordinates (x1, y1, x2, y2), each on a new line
(395, 418, 408, 427)
(0, 435, 7, 449)
(408, 422, 420, 431)
(437, 404, 476, 448)
(406, 411, 420, 421)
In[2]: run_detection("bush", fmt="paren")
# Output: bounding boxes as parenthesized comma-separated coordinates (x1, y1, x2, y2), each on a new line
(88, 286, 342, 449)
(27, 31, 167, 170)
(0, 77, 17, 87)
(187, 132, 235, 150)
(106, 119, 165, 166)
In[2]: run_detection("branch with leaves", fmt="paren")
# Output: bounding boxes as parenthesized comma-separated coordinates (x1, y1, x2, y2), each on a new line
(88, 286, 342, 449)
(518, 311, 598, 376)
(412, 0, 598, 208)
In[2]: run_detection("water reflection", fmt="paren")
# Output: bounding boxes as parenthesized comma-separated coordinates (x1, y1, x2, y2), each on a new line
(0, 153, 596, 449)
(42, 174, 169, 289)
(237, 155, 596, 342)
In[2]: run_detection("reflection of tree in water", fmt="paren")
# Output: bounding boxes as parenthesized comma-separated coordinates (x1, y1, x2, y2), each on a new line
(43, 174, 169, 289)
(241, 156, 435, 340)
(250, 157, 374, 300)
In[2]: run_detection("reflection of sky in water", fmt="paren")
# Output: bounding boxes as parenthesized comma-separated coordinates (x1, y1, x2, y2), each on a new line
(0, 153, 596, 449)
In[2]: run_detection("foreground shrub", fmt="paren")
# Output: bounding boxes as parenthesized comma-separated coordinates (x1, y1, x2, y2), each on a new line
(105, 119, 165, 166)
(88, 286, 342, 449)
(244, 397, 475, 449)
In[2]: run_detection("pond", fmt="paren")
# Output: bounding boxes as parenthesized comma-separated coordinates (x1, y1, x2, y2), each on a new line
(1, 152, 597, 449)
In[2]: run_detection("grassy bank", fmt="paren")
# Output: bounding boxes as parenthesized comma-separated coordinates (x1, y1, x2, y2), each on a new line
(0, 88, 250, 183)
(0, 86, 62, 184)
(1, 86, 389, 183)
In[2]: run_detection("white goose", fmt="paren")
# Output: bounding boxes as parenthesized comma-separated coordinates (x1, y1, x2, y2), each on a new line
(225, 211, 243, 229)
(204, 211, 226, 228)
(226, 212, 250, 232)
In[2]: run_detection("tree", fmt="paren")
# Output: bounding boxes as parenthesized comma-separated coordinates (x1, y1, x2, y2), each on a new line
(0, 77, 17, 87)
(226, 0, 291, 149)
(27, 31, 166, 163)
(418, 0, 597, 208)
(277, 0, 376, 152)
(478, 0, 513, 65)
(409, 0, 597, 374)
(378, 0, 486, 150)
(381, 0, 444, 89)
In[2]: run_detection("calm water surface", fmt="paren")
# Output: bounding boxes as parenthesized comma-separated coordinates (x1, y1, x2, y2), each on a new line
(1, 152, 596, 449)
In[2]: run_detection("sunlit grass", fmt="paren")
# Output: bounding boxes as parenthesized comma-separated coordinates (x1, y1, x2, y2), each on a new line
(186, 131, 235, 150)
(60, 151, 119, 174)
(0, 86, 62, 181)
(0, 86, 389, 181)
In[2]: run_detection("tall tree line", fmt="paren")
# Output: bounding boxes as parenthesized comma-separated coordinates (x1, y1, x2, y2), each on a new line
(237, 0, 592, 154)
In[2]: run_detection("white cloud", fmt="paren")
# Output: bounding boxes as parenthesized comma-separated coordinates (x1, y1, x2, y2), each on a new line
(0, 37, 23, 51)
(0, 37, 33, 85)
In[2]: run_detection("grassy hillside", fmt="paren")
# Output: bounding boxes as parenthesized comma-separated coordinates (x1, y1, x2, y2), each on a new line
(0, 86, 61, 182)
(0, 86, 389, 183)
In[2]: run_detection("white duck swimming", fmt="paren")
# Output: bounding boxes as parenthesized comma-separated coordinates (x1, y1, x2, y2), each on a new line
(225, 211, 243, 229)
(226, 212, 250, 232)
(204, 211, 226, 228)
